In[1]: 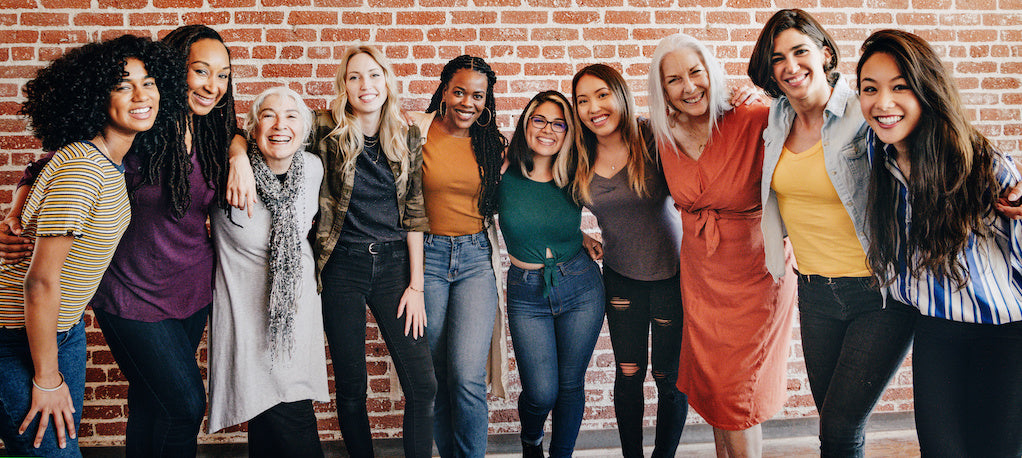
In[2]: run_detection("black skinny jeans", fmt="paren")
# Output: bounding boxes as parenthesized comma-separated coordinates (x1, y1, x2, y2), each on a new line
(321, 241, 437, 458)
(796, 274, 916, 458)
(603, 267, 688, 458)
(913, 316, 1022, 457)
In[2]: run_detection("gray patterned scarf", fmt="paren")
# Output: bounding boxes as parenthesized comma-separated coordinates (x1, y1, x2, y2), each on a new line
(249, 142, 305, 359)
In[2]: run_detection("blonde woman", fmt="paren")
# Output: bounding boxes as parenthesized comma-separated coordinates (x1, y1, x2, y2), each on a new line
(314, 45, 435, 458)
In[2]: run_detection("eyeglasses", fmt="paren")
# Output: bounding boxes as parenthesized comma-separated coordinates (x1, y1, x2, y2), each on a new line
(529, 116, 568, 133)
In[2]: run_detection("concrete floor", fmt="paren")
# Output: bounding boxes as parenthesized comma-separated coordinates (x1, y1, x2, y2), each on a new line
(77, 413, 921, 457)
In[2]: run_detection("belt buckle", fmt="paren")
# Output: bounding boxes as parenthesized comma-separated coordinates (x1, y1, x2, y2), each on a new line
(368, 242, 380, 255)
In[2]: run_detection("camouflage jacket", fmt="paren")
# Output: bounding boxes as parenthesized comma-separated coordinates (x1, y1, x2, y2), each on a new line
(310, 109, 428, 291)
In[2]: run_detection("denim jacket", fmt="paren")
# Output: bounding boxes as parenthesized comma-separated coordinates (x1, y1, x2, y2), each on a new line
(760, 76, 870, 280)
(311, 109, 429, 290)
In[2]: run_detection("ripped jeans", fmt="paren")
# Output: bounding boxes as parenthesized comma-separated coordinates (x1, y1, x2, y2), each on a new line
(604, 267, 688, 458)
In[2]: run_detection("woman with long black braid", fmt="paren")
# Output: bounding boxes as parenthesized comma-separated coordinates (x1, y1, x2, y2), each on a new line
(408, 55, 508, 458)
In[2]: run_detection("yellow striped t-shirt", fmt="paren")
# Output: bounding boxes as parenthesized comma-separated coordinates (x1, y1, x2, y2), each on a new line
(0, 141, 130, 331)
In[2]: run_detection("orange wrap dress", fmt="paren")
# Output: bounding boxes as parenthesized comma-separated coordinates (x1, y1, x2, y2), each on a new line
(659, 103, 797, 430)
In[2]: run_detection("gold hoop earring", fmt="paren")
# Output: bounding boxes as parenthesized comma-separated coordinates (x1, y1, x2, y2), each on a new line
(438, 100, 447, 119)
(475, 107, 492, 127)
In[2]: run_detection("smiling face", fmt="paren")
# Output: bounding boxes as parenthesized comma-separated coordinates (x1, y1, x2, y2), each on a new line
(858, 52, 921, 156)
(525, 101, 568, 159)
(185, 38, 230, 117)
(107, 57, 160, 136)
(661, 48, 711, 120)
(574, 74, 622, 140)
(254, 93, 303, 173)
(440, 68, 488, 137)
(770, 28, 833, 103)
(344, 52, 388, 118)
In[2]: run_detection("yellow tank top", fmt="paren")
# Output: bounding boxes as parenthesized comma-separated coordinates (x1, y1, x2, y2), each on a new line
(771, 141, 870, 277)
(422, 125, 484, 236)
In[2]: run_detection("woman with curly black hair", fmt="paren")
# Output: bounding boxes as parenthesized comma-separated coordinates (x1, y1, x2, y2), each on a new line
(858, 29, 1022, 457)
(407, 55, 508, 457)
(0, 34, 184, 457)
(1, 25, 240, 457)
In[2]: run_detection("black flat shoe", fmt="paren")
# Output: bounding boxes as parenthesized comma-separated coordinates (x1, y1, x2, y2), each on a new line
(522, 440, 544, 458)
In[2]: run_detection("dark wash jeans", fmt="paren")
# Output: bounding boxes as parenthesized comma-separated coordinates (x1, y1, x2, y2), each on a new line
(913, 316, 1022, 458)
(0, 320, 85, 458)
(321, 241, 437, 458)
(796, 273, 916, 458)
(506, 249, 605, 458)
(93, 306, 209, 458)
(603, 267, 687, 458)
(247, 400, 324, 458)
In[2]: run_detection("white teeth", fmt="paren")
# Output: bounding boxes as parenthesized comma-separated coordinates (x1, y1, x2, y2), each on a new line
(192, 93, 214, 106)
(785, 73, 807, 85)
(536, 137, 555, 145)
(359, 94, 376, 102)
(268, 135, 291, 143)
(591, 114, 608, 124)
(129, 107, 151, 114)
(876, 115, 902, 126)
(455, 109, 474, 120)
(683, 93, 703, 104)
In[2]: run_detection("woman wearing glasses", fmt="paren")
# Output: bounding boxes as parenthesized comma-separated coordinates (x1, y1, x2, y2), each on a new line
(499, 90, 605, 458)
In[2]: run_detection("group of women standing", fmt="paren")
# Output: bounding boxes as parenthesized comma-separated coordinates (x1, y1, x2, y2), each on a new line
(1, 7, 1021, 458)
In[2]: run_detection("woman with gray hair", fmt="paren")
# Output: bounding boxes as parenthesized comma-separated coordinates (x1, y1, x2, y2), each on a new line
(647, 33, 797, 457)
(206, 86, 327, 458)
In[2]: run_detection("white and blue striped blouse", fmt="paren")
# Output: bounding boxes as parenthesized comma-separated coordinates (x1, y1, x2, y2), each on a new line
(868, 131, 1022, 324)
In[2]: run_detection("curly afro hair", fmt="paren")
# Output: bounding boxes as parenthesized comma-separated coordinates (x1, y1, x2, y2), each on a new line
(20, 33, 188, 168)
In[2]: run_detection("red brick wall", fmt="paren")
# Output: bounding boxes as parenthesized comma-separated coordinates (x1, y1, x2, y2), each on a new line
(1, 0, 1020, 447)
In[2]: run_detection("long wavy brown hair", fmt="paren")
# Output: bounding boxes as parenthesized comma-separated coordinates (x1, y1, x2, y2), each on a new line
(860, 29, 1001, 289)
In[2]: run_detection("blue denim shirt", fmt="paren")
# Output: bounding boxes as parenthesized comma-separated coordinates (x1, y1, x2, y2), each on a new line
(760, 76, 870, 279)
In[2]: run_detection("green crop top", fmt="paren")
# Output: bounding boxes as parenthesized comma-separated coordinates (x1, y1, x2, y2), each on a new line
(498, 168, 583, 295)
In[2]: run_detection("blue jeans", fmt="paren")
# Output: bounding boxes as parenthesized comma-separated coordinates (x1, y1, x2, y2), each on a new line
(797, 274, 916, 458)
(913, 316, 1022, 457)
(603, 268, 687, 458)
(506, 249, 605, 458)
(424, 231, 499, 458)
(92, 306, 209, 458)
(321, 241, 437, 458)
(0, 319, 85, 458)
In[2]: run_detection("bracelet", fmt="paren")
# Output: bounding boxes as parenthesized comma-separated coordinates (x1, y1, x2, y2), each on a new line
(407, 285, 423, 293)
(32, 372, 64, 392)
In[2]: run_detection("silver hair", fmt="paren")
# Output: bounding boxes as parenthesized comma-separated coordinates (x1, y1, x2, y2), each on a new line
(244, 85, 314, 147)
(647, 33, 731, 157)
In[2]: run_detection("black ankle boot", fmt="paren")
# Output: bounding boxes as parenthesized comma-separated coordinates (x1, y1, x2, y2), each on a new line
(522, 439, 544, 458)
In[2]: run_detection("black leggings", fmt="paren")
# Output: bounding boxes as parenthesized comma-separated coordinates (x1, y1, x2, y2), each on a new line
(603, 267, 688, 458)
(247, 400, 323, 458)
(913, 316, 1022, 457)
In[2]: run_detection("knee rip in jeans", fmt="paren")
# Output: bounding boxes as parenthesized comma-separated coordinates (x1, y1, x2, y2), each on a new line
(618, 362, 640, 377)
(609, 297, 630, 310)
(653, 318, 673, 327)
(651, 369, 672, 381)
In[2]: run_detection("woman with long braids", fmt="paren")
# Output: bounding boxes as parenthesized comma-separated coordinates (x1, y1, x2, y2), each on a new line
(857, 29, 1022, 457)
(1, 25, 239, 457)
(0, 34, 185, 457)
(747, 10, 918, 457)
(570, 63, 688, 458)
(409, 55, 508, 457)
